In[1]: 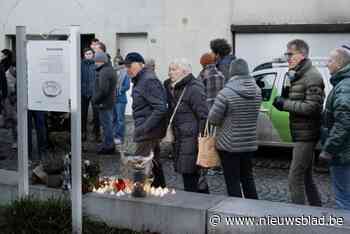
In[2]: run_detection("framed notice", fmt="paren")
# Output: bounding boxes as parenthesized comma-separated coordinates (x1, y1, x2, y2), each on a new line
(27, 41, 70, 112)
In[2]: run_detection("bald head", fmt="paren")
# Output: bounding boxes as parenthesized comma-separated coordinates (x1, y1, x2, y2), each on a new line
(327, 48, 350, 75)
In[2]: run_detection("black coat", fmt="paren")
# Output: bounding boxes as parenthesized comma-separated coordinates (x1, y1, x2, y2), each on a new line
(132, 67, 168, 142)
(92, 63, 117, 110)
(164, 74, 208, 174)
(0, 60, 12, 100)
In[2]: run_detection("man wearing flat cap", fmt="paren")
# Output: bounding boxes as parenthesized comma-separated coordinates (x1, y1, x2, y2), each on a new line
(92, 52, 117, 154)
(125, 52, 168, 188)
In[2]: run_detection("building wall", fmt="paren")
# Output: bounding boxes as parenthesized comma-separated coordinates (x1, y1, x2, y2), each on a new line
(232, 0, 350, 25)
(0, 0, 232, 78)
(0, 0, 349, 78)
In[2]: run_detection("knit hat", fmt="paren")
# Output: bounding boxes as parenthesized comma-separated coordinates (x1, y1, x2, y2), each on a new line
(94, 52, 108, 63)
(124, 52, 145, 65)
(229, 58, 249, 76)
(200, 52, 216, 66)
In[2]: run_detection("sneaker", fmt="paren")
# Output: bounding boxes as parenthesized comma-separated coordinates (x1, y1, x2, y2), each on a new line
(114, 138, 122, 145)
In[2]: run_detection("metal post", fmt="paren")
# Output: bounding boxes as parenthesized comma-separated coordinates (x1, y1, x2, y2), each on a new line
(70, 25, 82, 234)
(16, 26, 29, 197)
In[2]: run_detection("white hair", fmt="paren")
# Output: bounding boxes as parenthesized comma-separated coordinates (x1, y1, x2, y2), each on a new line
(334, 48, 350, 67)
(145, 58, 155, 66)
(169, 58, 192, 73)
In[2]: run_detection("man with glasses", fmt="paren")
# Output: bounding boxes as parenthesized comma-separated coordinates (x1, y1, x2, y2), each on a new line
(273, 39, 325, 206)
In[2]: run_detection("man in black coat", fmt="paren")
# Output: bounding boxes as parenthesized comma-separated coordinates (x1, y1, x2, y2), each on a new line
(93, 52, 117, 154)
(125, 52, 167, 188)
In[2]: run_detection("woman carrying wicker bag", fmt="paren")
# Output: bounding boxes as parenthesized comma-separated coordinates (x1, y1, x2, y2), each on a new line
(164, 58, 209, 193)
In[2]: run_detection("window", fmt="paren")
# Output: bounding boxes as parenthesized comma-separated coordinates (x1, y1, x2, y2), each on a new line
(255, 73, 277, 101)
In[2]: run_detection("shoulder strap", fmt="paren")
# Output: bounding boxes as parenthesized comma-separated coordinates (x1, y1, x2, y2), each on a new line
(168, 86, 187, 126)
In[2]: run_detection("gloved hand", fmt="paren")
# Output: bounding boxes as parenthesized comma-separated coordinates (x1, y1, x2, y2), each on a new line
(273, 96, 285, 111)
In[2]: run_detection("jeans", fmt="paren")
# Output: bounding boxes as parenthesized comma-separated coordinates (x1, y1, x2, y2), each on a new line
(289, 142, 322, 206)
(330, 165, 350, 210)
(218, 150, 258, 199)
(135, 140, 166, 188)
(113, 102, 127, 141)
(28, 111, 48, 160)
(98, 109, 114, 149)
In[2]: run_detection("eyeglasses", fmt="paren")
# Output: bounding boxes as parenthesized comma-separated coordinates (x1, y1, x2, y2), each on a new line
(284, 52, 301, 59)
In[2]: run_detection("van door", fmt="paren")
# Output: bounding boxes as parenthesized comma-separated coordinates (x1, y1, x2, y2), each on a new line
(270, 72, 292, 145)
(255, 72, 278, 144)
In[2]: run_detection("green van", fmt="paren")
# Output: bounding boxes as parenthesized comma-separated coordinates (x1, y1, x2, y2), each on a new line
(252, 58, 332, 149)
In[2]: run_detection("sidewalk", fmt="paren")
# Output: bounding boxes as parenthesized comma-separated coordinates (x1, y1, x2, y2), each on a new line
(0, 119, 336, 208)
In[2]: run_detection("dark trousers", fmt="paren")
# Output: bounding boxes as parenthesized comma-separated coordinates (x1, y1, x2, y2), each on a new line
(218, 150, 258, 199)
(289, 142, 322, 206)
(182, 170, 210, 194)
(135, 140, 166, 188)
(183, 173, 199, 192)
(28, 111, 48, 161)
(81, 96, 91, 136)
(92, 105, 100, 138)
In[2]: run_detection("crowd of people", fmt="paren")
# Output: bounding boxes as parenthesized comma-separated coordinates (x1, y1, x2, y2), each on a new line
(0, 37, 349, 211)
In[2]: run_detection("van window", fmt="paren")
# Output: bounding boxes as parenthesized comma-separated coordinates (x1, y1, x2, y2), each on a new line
(255, 73, 277, 101)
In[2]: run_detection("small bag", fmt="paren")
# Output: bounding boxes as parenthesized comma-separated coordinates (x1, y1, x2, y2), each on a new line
(196, 121, 220, 168)
(161, 87, 187, 144)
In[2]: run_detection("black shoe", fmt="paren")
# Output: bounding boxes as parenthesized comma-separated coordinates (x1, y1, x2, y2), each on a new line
(97, 147, 115, 155)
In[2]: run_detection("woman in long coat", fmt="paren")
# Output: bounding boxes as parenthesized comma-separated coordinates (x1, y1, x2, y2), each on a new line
(164, 59, 208, 193)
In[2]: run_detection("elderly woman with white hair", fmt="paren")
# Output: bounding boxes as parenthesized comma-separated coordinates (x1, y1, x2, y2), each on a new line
(164, 59, 209, 193)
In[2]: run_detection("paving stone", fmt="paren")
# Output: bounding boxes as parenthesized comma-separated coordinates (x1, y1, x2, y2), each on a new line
(0, 121, 336, 208)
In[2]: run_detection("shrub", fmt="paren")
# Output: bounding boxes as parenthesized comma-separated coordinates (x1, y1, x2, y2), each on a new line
(0, 197, 159, 234)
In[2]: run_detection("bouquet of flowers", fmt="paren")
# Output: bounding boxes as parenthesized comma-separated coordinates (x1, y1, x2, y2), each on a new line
(82, 160, 101, 194)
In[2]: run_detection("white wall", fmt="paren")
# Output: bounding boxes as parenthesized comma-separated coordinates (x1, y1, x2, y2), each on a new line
(232, 0, 350, 24)
(0, 0, 232, 79)
(236, 33, 350, 70)
(1, 0, 350, 79)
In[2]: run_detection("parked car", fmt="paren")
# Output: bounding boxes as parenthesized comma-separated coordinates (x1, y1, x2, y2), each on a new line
(252, 57, 331, 150)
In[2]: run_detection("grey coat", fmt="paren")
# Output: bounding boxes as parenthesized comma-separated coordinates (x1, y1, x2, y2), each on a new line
(208, 75, 262, 153)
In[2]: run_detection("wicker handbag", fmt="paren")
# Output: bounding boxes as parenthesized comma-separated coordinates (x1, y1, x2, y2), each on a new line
(161, 87, 187, 144)
(196, 121, 220, 168)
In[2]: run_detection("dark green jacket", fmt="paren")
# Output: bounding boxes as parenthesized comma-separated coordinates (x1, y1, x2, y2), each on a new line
(322, 63, 350, 165)
(282, 59, 325, 142)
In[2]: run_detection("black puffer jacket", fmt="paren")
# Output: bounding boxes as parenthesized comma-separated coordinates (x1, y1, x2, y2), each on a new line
(282, 59, 325, 142)
(164, 74, 208, 174)
(132, 67, 168, 142)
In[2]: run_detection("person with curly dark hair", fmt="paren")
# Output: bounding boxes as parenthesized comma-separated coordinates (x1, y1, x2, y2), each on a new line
(210, 38, 236, 82)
